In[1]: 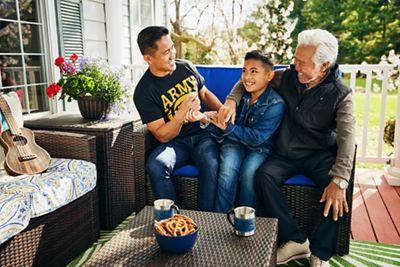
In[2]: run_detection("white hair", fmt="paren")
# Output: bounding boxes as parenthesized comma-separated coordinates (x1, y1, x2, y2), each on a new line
(297, 29, 338, 67)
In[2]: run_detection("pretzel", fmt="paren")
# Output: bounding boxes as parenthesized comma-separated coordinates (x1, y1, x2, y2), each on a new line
(154, 214, 197, 237)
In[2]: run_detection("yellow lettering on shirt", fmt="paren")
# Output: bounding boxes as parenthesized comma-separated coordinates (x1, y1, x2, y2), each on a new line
(160, 75, 199, 120)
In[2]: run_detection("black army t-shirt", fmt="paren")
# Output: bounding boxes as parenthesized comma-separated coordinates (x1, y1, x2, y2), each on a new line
(134, 59, 205, 138)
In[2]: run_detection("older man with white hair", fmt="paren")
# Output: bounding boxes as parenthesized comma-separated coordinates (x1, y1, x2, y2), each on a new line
(223, 29, 356, 266)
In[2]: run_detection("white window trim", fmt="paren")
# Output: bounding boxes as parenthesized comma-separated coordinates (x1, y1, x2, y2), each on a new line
(23, 0, 62, 120)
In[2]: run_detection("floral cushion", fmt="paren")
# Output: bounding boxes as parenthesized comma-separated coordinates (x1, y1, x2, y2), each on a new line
(0, 158, 96, 245)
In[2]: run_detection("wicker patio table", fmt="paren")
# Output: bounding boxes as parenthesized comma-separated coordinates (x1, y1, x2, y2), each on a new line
(84, 206, 278, 266)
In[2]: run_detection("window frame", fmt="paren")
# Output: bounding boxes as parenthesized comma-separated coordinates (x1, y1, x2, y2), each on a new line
(0, 0, 58, 119)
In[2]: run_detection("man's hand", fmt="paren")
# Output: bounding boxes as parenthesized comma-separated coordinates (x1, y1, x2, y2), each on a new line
(216, 99, 236, 125)
(320, 179, 349, 221)
(180, 94, 201, 114)
(183, 109, 206, 123)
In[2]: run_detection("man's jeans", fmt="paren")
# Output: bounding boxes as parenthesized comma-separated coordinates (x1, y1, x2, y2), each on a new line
(146, 132, 219, 211)
(215, 140, 268, 213)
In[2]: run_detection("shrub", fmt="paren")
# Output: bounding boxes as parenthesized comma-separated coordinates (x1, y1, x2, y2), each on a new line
(384, 118, 395, 147)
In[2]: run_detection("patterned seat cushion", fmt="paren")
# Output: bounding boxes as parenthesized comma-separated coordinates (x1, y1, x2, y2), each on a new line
(0, 158, 96, 245)
(0, 193, 31, 246)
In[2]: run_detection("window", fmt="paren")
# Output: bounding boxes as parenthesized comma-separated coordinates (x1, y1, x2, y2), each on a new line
(0, 0, 49, 114)
(56, 0, 84, 58)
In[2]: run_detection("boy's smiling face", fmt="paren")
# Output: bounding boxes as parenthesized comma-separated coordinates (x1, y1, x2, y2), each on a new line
(242, 59, 273, 95)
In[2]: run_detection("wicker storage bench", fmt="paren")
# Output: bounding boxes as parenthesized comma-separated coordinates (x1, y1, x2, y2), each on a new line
(24, 115, 136, 230)
(0, 130, 99, 267)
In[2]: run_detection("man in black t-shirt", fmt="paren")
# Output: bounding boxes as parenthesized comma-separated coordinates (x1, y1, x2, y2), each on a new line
(134, 26, 222, 211)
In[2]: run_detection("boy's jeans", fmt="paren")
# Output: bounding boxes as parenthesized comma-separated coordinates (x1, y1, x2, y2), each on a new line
(215, 140, 268, 213)
(146, 132, 218, 211)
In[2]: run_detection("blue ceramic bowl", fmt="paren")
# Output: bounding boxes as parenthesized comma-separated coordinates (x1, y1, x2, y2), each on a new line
(154, 227, 199, 254)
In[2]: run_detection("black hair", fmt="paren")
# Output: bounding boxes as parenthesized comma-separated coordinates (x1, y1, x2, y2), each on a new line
(137, 26, 169, 55)
(244, 50, 274, 70)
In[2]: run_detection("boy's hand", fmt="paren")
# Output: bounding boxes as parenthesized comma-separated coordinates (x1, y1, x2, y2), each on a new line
(208, 112, 228, 130)
(216, 100, 236, 125)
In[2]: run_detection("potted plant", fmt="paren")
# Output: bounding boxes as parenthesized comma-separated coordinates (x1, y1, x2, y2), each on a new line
(46, 54, 123, 119)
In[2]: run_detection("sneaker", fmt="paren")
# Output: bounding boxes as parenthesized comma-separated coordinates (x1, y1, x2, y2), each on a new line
(309, 254, 330, 267)
(276, 239, 311, 264)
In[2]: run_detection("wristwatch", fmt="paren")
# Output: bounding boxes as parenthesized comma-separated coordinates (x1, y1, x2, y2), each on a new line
(332, 177, 349, 190)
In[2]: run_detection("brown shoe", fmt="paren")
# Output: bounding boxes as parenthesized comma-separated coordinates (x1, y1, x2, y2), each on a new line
(277, 239, 311, 264)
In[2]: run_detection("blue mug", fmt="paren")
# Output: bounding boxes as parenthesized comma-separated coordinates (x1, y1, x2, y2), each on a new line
(227, 206, 256, 236)
(153, 199, 180, 221)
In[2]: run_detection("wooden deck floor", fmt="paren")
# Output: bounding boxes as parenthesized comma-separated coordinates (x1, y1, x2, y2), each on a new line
(351, 168, 400, 244)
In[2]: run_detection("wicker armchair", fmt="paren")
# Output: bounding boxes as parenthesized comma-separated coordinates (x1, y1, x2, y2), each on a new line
(133, 121, 356, 256)
(0, 130, 99, 267)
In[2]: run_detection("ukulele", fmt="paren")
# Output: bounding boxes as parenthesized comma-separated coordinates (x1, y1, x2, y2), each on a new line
(0, 95, 51, 175)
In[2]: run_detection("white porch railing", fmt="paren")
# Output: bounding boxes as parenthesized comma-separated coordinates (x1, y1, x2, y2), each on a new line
(126, 64, 400, 168)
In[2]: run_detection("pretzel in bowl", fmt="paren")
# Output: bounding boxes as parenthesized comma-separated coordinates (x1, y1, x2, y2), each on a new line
(154, 214, 197, 237)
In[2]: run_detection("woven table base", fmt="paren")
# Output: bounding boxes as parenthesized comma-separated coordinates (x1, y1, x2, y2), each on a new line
(85, 206, 278, 266)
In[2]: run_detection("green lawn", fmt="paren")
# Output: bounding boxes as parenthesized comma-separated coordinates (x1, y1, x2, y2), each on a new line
(353, 92, 397, 168)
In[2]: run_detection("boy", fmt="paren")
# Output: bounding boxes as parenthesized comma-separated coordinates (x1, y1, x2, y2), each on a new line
(205, 50, 285, 212)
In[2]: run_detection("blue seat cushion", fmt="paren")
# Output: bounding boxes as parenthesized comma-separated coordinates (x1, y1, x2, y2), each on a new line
(172, 165, 316, 187)
(172, 165, 198, 177)
(284, 175, 316, 187)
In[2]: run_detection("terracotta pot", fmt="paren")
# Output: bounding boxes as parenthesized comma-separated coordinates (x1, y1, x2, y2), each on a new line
(77, 96, 111, 120)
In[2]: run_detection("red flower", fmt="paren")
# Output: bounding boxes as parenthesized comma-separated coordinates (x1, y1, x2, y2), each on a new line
(70, 53, 78, 62)
(46, 83, 61, 98)
(54, 56, 65, 67)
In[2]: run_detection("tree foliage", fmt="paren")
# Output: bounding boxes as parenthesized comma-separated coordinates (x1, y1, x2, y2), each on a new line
(241, 0, 296, 64)
(169, 0, 399, 65)
(294, 0, 400, 64)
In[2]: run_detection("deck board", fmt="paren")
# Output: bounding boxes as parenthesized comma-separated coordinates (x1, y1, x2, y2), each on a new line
(372, 172, 400, 236)
(351, 169, 400, 245)
(351, 179, 376, 241)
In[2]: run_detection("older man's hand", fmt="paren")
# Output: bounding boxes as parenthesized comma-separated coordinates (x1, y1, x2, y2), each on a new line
(216, 99, 236, 125)
(320, 180, 349, 221)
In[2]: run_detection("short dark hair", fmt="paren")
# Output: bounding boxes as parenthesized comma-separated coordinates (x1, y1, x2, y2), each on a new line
(244, 50, 274, 71)
(137, 26, 169, 55)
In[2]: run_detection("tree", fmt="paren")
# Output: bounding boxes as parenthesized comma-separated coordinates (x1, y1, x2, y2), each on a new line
(213, 0, 251, 64)
(169, 0, 214, 60)
(300, 0, 400, 64)
(241, 0, 297, 64)
(169, 0, 256, 64)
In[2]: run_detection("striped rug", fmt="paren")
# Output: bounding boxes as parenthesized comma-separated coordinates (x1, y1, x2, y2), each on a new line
(68, 213, 400, 267)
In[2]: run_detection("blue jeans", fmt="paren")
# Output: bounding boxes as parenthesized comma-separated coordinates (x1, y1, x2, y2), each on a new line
(146, 132, 219, 211)
(215, 140, 268, 213)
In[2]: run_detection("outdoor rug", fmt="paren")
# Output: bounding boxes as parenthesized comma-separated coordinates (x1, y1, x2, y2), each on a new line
(68, 213, 400, 267)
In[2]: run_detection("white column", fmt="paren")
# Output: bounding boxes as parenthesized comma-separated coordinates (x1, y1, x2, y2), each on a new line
(384, 79, 400, 186)
(105, 0, 123, 65)
(42, 0, 64, 113)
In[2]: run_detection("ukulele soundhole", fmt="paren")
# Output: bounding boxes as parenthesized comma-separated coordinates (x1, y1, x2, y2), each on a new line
(12, 135, 38, 161)
(13, 135, 28, 145)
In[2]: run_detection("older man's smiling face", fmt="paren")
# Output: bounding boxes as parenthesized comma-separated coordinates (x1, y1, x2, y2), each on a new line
(293, 45, 326, 88)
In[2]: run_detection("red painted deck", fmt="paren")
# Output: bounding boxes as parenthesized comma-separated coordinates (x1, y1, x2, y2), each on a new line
(351, 168, 400, 244)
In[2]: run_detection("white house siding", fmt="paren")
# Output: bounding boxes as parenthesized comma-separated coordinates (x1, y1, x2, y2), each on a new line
(58, 0, 168, 113)
(83, 0, 107, 59)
